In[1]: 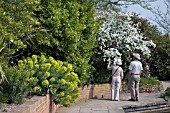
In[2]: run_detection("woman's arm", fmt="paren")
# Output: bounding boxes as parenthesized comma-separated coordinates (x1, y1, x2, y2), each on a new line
(120, 67, 124, 80)
(107, 61, 112, 70)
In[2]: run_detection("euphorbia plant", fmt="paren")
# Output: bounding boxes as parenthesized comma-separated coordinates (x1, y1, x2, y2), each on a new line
(18, 55, 80, 107)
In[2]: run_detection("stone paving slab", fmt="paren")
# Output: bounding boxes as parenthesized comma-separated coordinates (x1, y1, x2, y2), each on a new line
(56, 92, 165, 113)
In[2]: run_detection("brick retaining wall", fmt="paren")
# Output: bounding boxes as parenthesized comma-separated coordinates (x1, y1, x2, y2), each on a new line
(0, 95, 58, 113)
(78, 82, 164, 100)
(78, 84, 111, 100)
(1, 83, 163, 113)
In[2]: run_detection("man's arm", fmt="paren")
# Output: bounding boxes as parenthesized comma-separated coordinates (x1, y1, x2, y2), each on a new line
(139, 62, 143, 75)
(139, 70, 142, 75)
(128, 70, 132, 76)
(128, 62, 133, 76)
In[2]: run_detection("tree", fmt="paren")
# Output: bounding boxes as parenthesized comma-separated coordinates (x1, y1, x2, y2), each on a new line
(0, 0, 40, 82)
(133, 16, 170, 80)
(19, 0, 100, 85)
(92, 0, 157, 12)
(92, 11, 156, 83)
(150, 34, 170, 80)
(150, 0, 170, 33)
(0, 0, 40, 57)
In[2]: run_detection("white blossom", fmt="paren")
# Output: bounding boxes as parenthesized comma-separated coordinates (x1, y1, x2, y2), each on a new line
(96, 11, 156, 61)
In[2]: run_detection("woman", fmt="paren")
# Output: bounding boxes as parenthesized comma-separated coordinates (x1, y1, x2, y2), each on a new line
(107, 58, 123, 101)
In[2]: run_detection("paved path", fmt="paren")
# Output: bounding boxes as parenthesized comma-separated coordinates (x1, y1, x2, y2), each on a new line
(56, 81, 170, 113)
(162, 81, 170, 91)
(56, 93, 165, 113)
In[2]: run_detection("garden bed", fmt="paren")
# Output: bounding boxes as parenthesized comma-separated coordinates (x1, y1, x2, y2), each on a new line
(0, 82, 164, 113)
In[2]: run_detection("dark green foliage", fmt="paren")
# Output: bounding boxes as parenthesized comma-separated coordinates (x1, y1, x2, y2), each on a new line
(0, 103, 3, 109)
(133, 17, 170, 81)
(140, 77, 161, 85)
(165, 87, 170, 97)
(91, 52, 111, 84)
(160, 93, 165, 98)
(1, 66, 30, 104)
(0, 94, 10, 103)
(149, 34, 170, 80)
(162, 86, 170, 99)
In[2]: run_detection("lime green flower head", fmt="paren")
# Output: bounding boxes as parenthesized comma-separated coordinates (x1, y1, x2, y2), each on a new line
(56, 66, 67, 74)
(39, 55, 46, 63)
(33, 86, 42, 93)
(58, 61, 63, 67)
(48, 56, 54, 63)
(58, 92, 64, 97)
(34, 64, 39, 69)
(61, 66, 67, 73)
(38, 71, 43, 76)
(70, 72, 77, 76)
(66, 95, 72, 100)
(46, 63, 51, 71)
(67, 64, 73, 71)
(18, 60, 24, 69)
(49, 77, 55, 83)
(32, 55, 38, 64)
(59, 79, 66, 85)
(41, 64, 46, 70)
(42, 80, 49, 87)
(29, 77, 38, 84)
(41, 63, 51, 71)
(69, 83, 75, 90)
(23, 59, 27, 64)
(30, 70, 35, 75)
(28, 60, 33, 69)
(71, 72, 79, 81)
(44, 71, 50, 78)
(65, 72, 70, 78)
(52, 61, 59, 69)
(51, 88, 57, 94)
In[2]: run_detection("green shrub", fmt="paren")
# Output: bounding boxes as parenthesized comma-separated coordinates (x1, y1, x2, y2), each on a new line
(1, 66, 30, 104)
(161, 87, 170, 98)
(140, 77, 161, 85)
(165, 87, 170, 97)
(18, 55, 80, 107)
(0, 102, 3, 109)
(0, 94, 10, 103)
(160, 93, 165, 98)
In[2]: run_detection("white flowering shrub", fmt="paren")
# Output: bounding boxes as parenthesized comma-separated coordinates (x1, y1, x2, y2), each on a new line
(97, 11, 156, 63)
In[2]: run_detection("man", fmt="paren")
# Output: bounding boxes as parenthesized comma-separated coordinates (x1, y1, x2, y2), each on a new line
(128, 53, 143, 101)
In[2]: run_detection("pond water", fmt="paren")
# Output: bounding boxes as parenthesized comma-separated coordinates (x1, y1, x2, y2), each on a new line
(123, 101, 170, 113)
(146, 109, 170, 113)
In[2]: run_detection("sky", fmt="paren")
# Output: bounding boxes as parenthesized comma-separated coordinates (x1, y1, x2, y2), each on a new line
(122, 0, 167, 30)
